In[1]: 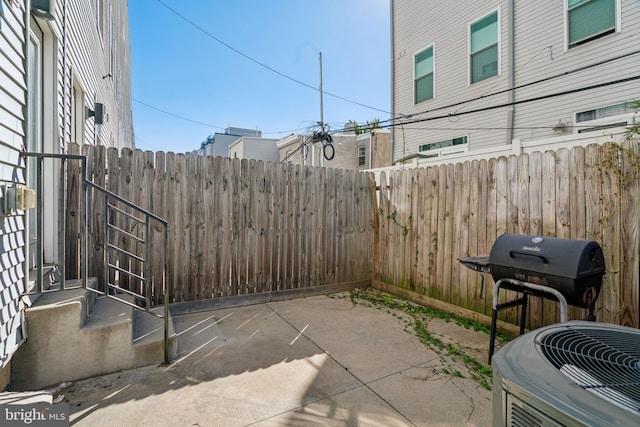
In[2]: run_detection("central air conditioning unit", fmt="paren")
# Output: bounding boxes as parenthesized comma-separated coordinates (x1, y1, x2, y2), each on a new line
(492, 321, 640, 426)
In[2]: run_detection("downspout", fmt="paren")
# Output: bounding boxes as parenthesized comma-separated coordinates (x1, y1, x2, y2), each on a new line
(389, 0, 395, 163)
(369, 133, 373, 168)
(62, 0, 67, 153)
(506, 0, 515, 145)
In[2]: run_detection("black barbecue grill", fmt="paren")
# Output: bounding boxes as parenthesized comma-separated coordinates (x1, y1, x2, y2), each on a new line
(459, 234, 606, 362)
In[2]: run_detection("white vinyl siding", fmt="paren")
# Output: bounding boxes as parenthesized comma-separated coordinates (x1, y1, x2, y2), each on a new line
(414, 45, 434, 104)
(391, 0, 639, 160)
(469, 10, 499, 84)
(0, 0, 135, 371)
(511, 0, 638, 143)
(56, 0, 133, 150)
(567, 0, 616, 47)
(392, 1, 510, 159)
(0, 0, 28, 369)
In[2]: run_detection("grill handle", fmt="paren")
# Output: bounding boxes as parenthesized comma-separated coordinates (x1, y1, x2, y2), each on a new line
(508, 250, 549, 264)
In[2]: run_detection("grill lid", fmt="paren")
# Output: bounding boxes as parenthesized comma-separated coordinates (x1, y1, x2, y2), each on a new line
(489, 234, 605, 279)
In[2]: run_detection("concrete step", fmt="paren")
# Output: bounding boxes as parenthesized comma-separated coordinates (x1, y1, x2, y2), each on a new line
(11, 282, 177, 391)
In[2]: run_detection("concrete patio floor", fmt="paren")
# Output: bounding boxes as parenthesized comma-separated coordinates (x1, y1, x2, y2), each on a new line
(61, 291, 495, 426)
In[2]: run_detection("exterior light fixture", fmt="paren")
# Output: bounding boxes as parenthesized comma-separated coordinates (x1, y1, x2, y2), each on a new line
(31, 0, 55, 20)
(86, 103, 105, 125)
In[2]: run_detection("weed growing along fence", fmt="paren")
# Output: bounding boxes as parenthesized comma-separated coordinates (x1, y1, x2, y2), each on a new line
(373, 141, 639, 329)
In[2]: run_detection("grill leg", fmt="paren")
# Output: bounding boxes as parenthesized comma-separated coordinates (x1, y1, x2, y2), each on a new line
(584, 305, 596, 321)
(519, 294, 528, 336)
(489, 308, 498, 364)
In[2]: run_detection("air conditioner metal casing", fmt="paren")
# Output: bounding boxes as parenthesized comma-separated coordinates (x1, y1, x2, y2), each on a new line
(493, 321, 640, 426)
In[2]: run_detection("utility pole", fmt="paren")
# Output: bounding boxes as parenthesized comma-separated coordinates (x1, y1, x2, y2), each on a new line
(319, 52, 324, 167)
(319, 52, 324, 126)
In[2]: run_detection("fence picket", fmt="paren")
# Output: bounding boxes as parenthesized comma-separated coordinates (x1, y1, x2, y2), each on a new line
(620, 140, 639, 328)
(68, 142, 638, 330)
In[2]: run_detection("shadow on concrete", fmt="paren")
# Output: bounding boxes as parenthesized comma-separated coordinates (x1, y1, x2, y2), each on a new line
(61, 295, 492, 426)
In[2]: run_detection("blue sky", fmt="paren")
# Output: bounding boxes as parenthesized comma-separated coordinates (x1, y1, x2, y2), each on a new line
(128, 0, 391, 154)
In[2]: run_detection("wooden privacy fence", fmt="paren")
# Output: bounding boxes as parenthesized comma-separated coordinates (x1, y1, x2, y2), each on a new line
(64, 140, 639, 330)
(65, 143, 374, 304)
(373, 141, 640, 329)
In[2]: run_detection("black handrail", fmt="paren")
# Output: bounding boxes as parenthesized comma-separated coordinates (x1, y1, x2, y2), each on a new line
(21, 152, 170, 365)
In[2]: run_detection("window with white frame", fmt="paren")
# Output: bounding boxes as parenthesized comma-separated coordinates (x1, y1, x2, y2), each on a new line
(576, 102, 636, 123)
(470, 11, 499, 84)
(414, 46, 434, 104)
(358, 146, 366, 166)
(418, 136, 468, 152)
(567, 0, 616, 48)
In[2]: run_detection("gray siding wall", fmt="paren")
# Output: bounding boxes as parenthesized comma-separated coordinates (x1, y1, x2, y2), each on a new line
(0, 0, 133, 370)
(392, 0, 640, 162)
(0, 0, 27, 369)
(55, 0, 133, 150)
(511, 0, 640, 140)
(392, 0, 510, 161)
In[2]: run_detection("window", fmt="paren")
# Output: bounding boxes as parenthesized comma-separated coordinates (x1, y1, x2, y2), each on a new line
(285, 149, 292, 162)
(576, 102, 636, 123)
(575, 102, 636, 133)
(419, 136, 468, 152)
(71, 79, 85, 144)
(358, 146, 366, 166)
(470, 11, 499, 84)
(567, 0, 616, 47)
(414, 46, 434, 104)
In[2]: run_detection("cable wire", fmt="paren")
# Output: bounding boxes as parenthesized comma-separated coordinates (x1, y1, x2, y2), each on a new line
(330, 75, 640, 133)
(132, 98, 225, 130)
(387, 49, 640, 125)
(154, 0, 390, 115)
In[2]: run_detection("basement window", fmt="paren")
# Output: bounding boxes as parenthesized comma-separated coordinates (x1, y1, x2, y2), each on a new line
(419, 136, 468, 152)
(575, 102, 636, 123)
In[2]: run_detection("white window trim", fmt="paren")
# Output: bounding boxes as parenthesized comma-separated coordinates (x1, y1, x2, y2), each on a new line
(418, 143, 470, 159)
(418, 136, 470, 156)
(564, 0, 621, 51)
(413, 43, 436, 104)
(357, 145, 366, 166)
(468, 7, 501, 86)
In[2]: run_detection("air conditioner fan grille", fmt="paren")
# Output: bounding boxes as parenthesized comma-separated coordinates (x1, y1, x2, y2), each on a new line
(537, 328, 640, 413)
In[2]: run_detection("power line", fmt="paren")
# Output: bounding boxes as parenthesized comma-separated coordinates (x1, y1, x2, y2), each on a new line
(154, 0, 390, 115)
(132, 98, 226, 130)
(331, 75, 640, 133)
(386, 49, 640, 126)
(132, 97, 311, 136)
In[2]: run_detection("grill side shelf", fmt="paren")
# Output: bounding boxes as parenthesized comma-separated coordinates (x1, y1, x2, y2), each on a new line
(458, 256, 491, 274)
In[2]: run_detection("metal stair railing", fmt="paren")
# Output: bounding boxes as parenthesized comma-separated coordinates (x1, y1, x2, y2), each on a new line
(21, 152, 171, 365)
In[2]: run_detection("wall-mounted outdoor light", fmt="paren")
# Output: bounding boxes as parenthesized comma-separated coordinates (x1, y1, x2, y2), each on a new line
(31, 0, 55, 20)
(86, 102, 105, 125)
